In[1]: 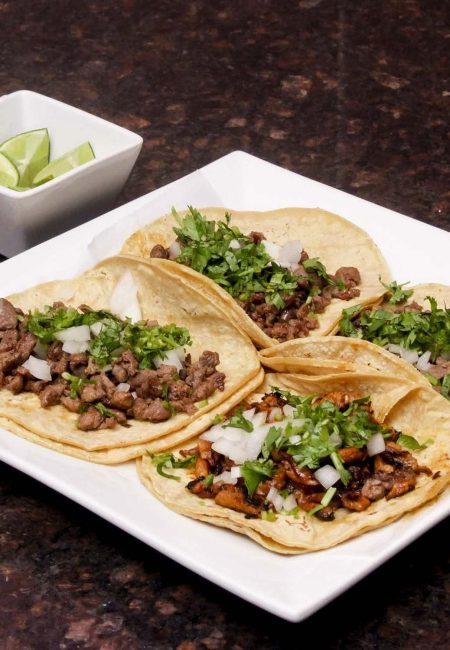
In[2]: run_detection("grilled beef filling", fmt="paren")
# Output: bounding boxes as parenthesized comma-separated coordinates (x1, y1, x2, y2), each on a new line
(149, 208, 361, 342)
(154, 392, 432, 521)
(0, 299, 225, 431)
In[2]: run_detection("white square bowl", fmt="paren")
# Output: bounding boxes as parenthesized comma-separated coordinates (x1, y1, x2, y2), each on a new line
(0, 90, 143, 257)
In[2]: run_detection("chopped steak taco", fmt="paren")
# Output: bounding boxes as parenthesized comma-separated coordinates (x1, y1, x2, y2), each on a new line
(120, 207, 391, 347)
(0, 256, 262, 463)
(137, 372, 450, 553)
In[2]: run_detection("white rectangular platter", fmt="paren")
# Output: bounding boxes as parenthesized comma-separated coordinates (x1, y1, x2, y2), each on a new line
(0, 151, 449, 622)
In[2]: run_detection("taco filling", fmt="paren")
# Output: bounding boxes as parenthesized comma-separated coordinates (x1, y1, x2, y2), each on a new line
(150, 389, 432, 522)
(149, 207, 361, 342)
(338, 283, 450, 400)
(0, 298, 225, 431)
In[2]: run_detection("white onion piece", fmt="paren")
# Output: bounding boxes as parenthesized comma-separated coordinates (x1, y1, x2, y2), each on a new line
(267, 487, 284, 512)
(230, 466, 241, 479)
(154, 349, 183, 371)
(277, 240, 303, 269)
(110, 271, 142, 322)
(267, 486, 278, 502)
(55, 325, 91, 342)
(33, 340, 48, 360)
(386, 343, 419, 365)
(289, 434, 301, 444)
(22, 356, 52, 381)
(220, 426, 245, 442)
(268, 407, 283, 422)
(213, 471, 237, 485)
(62, 340, 90, 354)
(228, 239, 240, 250)
(116, 382, 130, 392)
(314, 464, 341, 489)
(416, 350, 432, 372)
(212, 437, 248, 464)
(90, 321, 103, 337)
(283, 494, 298, 512)
(367, 432, 386, 457)
(251, 411, 267, 427)
(173, 346, 186, 363)
(245, 423, 272, 460)
(168, 241, 181, 259)
(131, 391, 137, 399)
(243, 408, 256, 420)
(283, 404, 296, 418)
(200, 424, 225, 442)
(330, 432, 342, 448)
(262, 240, 281, 262)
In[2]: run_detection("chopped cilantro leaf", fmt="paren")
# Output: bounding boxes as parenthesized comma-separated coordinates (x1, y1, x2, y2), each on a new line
(61, 372, 94, 399)
(381, 279, 414, 304)
(240, 460, 274, 496)
(397, 434, 431, 451)
(224, 408, 254, 432)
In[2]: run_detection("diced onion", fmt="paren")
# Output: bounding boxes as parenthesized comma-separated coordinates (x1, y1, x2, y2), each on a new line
(268, 407, 283, 422)
(267, 487, 284, 512)
(386, 343, 419, 365)
(62, 340, 91, 354)
(131, 391, 137, 399)
(228, 239, 240, 250)
(173, 346, 186, 363)
(168, 241, 181, 259)
(251, 411, 267, 427)
(314, 464, 341, 489)
(213, 471, 237, 485)
(110, 271, 142, 322)
(90, 321, 103, 337)
(262, 240, 281, 262)
(283, 404, 296, 418)
(230, 466, 241, 479)
(243, 408, 256, 420)
(330, 432, 342, 448)
(283, 494, 298, 512)
(54, 325, 91, 342)
(277, 240, 303, 270)
(116, 382, 130, 392)
(289, 434, 301, 444)
(367, 432, 386, 457)
(22, 356, 52, 381)
(154, 349, 183, 371)
(416, 350, 432, 372)
(245, 423, 272, 460)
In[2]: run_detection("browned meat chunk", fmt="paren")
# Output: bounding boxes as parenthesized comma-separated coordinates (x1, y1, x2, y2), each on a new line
(112, 350, 139, 380)
(69, 352, 88, 375)
(214, 485, 261, 516)
(80, 380, 106, 403)
(0, 299, 18, 330)
(77, 407, 106, 431)
(334, 266, 361, 288)
(132, 397, 171, 422)
(60, 396, 82, 413)
(0, 349, 20, 373)
(109, 389, 134, 410)
(17, 332, 37, 362)
(49, 351, 70, 375)
(361, 478, 386, 501)
(341, 492, 371, 511)
(171, 398, 197, 414)
(187, 477, 217, 498)
(0, 329, 19, 352)
(85, 356, 101, 377)
(386, 470, 416, 500)
(39, 383, 66, 407)
(130, 369, 163, 399)
(281, 459, 320, 487)
(150, 244, 169, 259)
(47, 341, 64, 361)
(194, 457, 210, 478)
(191, 373, 225, 401)
(248, 231, 266, 244)
(427, 357, 450, 381)
(4, 373, 24, 394)
(168, 380, 191, 401)
(338, 447, 366, 463)
(319, 391, 361, 408)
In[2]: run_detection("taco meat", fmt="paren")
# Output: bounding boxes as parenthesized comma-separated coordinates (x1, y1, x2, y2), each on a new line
(149, 208, 361, 342)
(151, 389, 433, 522)
(0, 299, 225, 431)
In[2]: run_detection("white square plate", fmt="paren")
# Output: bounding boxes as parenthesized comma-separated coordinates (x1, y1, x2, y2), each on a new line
(0, 151, 449, 622)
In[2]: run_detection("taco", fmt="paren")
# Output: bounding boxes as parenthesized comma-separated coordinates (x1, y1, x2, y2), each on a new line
(120, 207, 390, 347)
(137, 372, 450, 553)
(0, 255, 262, 463)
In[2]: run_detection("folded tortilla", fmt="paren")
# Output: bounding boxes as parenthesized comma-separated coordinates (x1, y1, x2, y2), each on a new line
(120, 207, 391, 347)
(137, 372, 450, 553)
(0, 256, 262, 461)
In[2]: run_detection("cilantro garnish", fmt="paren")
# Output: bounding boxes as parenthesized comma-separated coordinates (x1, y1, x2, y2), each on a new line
(381, 279, 414, 304)
(224, 408, 254, 433)
(171, 207, 336, 309)
(240, 460, 274, 496)
(149, 451, 197, 480)
(61, 372, 94, 399)
(397, 434, 432, 451)
(93, 402, 115, 418)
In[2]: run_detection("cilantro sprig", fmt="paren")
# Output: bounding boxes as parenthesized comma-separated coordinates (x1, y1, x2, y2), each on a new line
(171, 207, 336, 309)
(381, 279, 414, 305)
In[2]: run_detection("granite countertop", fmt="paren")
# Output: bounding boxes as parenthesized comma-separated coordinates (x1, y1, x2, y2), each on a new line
(0, 0, 449, 647)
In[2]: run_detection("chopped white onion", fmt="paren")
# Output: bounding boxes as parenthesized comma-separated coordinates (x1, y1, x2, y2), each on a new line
(245, 423, 272, 460)
(243, 408, 256, 420)
(168, 241, 181, 259)
(154, 349, 183, 371)
(200, 423, 225, 442)
(251, 411, 267, 427)
(283, 494, 298, 512)
(267, 487, 284, 512)
(220, 426, 245, 441)
(22, 356, 52, 381)
(367, 432, 386, 457)
(262, 240, 281, 262)
(314, 464, 341, 489)
(386, 343, 419, 365)
(230, 466, 241, 479)
(268, 407, 283, 422)
(288, 434, 301, 444)
(228, 239, 241, 250)
(90, 321, 103, 337)
(54, 325, 91, 342)
(212, 437, 249, 464)
(110, 271, 142, 322)
(283, 404, 296, 418)
(267, 486, 278, 501)
(330, 432, 342, 448)
(33, 340, 48, 360)
(277, 240, 303, 270)
(116, 382, 130, 392)
(173, 346, 186, 363)
(213, 471, 237, 485)
(416, 350, 432, 372)
(131, 391, 137, 399)
(62, 340, 91, 354)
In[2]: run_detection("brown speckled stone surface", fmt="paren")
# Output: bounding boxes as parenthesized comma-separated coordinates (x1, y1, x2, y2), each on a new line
(0, 0, 449, 646)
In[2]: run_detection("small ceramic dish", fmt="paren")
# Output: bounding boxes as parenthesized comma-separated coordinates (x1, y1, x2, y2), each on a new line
(0, 90, 143, 256)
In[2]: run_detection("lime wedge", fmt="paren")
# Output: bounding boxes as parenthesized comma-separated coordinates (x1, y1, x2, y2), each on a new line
(32, 141, 95, 186)
(0, 151, 19, 188)
(0, 128, 50, 188)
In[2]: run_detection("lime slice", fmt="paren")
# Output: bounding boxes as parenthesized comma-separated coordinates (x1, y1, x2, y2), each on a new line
(0, 128, 50, 188)
(0, 151, 19, 188)
(32, 141, 95, 186)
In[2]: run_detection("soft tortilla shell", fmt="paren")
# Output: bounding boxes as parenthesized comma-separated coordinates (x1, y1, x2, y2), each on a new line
(0, 256, 261, 453)
(121, 207, 391, 348)
(137, 372, 449, 553)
